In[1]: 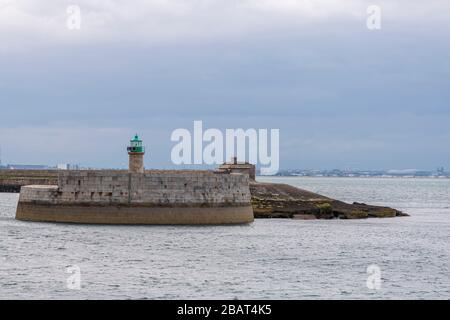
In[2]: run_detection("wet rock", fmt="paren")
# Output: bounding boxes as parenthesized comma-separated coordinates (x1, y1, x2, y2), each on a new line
(250, 182, 408, 220)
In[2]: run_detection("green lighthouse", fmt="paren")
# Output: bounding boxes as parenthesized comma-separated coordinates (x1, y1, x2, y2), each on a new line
(127, 134, 145, 173)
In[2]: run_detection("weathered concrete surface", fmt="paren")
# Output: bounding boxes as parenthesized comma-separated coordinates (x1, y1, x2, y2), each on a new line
(16, 201, 254, 225)
(128, 153, 144, 173)
(52, 170, 251, 205)
(15, 170, 254, 224)
(250, 182, 408, 219)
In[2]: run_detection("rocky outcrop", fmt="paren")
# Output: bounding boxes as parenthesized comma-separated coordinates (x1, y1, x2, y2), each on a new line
(250, 182, 408, 219)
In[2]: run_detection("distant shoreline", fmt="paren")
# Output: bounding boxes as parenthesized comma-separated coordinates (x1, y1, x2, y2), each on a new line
(261, 175, 450, 179)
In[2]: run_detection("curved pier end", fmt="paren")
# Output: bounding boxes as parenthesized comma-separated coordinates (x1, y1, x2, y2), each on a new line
(15, 171, 254, 225)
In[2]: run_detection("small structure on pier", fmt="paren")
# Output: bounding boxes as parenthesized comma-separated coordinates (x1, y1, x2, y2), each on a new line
(218, 157, 256, 181)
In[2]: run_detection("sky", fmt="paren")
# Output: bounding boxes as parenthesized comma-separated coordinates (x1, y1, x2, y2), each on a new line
(0, 0, 449, 171)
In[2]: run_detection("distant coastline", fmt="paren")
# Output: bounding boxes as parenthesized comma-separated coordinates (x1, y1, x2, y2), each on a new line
(274, 174, 449, 179)
(273, 168, 449, 178)
(1, 164, 448, 179)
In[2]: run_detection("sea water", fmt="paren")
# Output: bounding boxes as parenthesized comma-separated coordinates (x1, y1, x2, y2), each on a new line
(0, 177, 449, 299)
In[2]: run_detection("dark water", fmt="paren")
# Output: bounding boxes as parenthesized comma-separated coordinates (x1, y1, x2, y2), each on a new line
(1, 177, 449, 299)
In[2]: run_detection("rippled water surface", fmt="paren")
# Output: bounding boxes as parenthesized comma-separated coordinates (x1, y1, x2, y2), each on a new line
(1, 177, 449, 299)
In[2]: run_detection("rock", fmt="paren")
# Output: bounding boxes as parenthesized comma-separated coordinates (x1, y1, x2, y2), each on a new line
(292, 214, 317, 220)
(250, 182, 408, 220)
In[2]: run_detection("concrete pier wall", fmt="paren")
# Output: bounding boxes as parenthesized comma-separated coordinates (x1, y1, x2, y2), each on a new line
(16, 202, 254, 225)
(15, 170, 254, 224)
(0, 170, 57, 192)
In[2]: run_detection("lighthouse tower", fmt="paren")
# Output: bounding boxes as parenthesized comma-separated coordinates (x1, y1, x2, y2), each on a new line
(127, 134, 145, 173)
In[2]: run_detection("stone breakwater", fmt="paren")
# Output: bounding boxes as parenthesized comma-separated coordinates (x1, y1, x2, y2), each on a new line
(15, 170, 254, 224)
(2, 170, 408, 221)
(0, 170, 57, 193)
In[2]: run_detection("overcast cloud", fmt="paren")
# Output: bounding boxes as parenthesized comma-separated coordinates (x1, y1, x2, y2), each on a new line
(0, 0, 449, 170)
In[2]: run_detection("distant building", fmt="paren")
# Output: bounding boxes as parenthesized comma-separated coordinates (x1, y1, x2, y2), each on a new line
(5, 164, 54, 170)
(57, 164, 80, 170)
